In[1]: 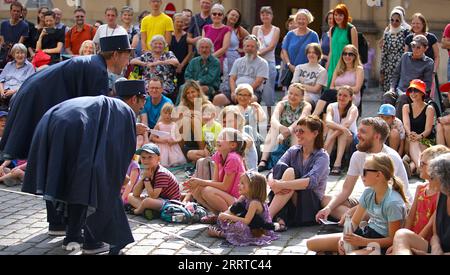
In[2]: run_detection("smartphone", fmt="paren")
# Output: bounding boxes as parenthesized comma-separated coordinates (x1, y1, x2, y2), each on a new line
(45, 28, 56, 34)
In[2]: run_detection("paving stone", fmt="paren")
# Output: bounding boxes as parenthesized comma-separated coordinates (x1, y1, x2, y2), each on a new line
(158, 241, 186, 250)
(151, 248, 177, 255)
(0, 239, 20, 246)
(19, 248, 49, 255)
(137, 238, 164, 246)
(176, 246, 205, 255)
(147, 232, 168, 239)
(2, 243, 35, 253)
(30, 221, 48, 228)
(125, 246, 156, 255)
(0, 219, 15, 226)
(6, 224, 29, 230)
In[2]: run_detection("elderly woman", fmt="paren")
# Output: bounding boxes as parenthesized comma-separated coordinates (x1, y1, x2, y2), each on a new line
(402, 79, 436, 178)
(252, 6, 280, 107)
(130, 34, 180, 101)
(380, 8, 410, 94)
(79, 40, 96, 56)
(281, 9, 319, 86)
(202, 3, 231, 71)
(0, 43, 35, 108)
(392, 152, 450, 255)
(258, 83, 312, 172)
(268, 115, 330, 231)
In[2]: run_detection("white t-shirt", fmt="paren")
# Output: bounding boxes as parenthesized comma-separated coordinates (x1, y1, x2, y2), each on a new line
(292, 63, 327, 103)
(347, 144, 412, 202)
(93, 24, 128, 48)
(229, 55, 269, 91)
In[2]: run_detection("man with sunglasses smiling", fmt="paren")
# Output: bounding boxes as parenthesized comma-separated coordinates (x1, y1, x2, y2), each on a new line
(65, 7, 97, 56)
(383, 34, 434, 119)
(316, 117, 411, 223)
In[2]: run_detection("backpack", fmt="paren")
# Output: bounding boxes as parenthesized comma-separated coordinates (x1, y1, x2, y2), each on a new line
(331, 24, 369, 64)
(160, 200, 208, 224)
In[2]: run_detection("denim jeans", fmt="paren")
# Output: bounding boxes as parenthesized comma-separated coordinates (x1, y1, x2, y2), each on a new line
(261, 60, 277, 107)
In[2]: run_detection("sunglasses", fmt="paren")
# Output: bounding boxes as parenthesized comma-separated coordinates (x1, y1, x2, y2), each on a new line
(212, 12, 223, 16)
(363, 169, 379, 176)
(342, 52, 356, 57)
(294, 128, 305, 134)
(410, 88, 423, 94)
(390, 18, 400, 23)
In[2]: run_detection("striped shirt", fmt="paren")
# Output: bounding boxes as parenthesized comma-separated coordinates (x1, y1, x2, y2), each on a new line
(153, 165, 180, 200)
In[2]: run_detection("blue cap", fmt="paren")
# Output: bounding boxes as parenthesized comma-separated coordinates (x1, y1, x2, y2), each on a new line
(115, 80, 146, 97)
(378, 104, 396, 116)
(136, 143, 160, 156)
(0, 111, 8, 117)
(100, 35, 133, 52)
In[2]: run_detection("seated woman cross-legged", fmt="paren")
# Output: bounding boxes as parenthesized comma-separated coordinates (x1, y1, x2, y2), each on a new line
(324, 86, 359, 175)
(268, 115, 330, 231)
(313, 44, 364, 117)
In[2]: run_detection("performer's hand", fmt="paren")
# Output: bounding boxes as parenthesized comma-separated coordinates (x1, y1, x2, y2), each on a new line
(136, 123, 150, 135)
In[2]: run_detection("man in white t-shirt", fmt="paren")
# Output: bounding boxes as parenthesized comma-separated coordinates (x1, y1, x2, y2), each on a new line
(316, 117, 411, 222)
(93, 7, 128, 51)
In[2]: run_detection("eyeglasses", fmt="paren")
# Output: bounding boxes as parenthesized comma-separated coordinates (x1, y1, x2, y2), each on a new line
(342, 52, 356, 57)
(237, 93, 252, 97)
(363, 169, 379, 176)
(75, 16, 85, 18)
(294, 128, 305, 134)
(390, 18, 400, 23)
(212, 12, 223, 16)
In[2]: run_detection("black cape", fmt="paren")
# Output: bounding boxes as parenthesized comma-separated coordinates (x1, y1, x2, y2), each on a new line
(23, 96, 136, 248)
(0, 54, 109, 160)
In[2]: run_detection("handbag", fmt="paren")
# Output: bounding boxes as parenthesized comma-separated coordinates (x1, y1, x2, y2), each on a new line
(32, 50, 51, 68)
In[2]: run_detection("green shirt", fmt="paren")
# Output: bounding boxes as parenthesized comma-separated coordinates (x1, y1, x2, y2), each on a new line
(185, 55, 221, 92)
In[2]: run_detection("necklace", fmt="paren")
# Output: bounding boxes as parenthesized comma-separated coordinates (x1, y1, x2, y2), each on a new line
(107, 25, 117, 37)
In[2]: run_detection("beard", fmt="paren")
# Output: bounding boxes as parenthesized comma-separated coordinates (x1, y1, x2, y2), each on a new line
(356, 139, 372, 152)
(245, 52, 256, 59)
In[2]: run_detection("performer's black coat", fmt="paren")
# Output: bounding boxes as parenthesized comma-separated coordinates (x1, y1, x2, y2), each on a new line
(0, 55, 109, 159)
(23, 96, 136, 248)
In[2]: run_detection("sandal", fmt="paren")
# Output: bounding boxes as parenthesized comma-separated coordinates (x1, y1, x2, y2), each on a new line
(207, 225, 224, 238)
(273, 218, 288, 232)
(200, 214, 218, 224)
(258, 160, 268, 172)
(330, 166, 342, 176)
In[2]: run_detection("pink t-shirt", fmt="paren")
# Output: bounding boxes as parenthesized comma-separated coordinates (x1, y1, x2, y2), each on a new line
(444, 24, 450, 57)
(203, 24, 231, 65)
(211, 151, 245, 198)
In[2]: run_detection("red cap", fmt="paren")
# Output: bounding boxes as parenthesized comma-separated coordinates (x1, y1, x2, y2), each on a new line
(406, 79, 426, 97)
(440, 82, 450, 93)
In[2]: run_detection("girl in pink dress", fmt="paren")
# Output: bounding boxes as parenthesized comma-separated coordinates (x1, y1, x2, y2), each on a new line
(150, 103, 186, 167)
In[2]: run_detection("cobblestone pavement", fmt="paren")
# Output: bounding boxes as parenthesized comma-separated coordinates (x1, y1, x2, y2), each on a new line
(0, 89, 422, 255)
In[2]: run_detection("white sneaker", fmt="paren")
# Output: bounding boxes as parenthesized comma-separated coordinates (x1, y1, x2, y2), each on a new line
(82, 242, 110, 255)
(62, 241, 83, 251)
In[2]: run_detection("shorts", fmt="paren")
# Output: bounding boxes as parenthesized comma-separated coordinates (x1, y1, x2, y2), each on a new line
(320, 89, 337, 103)
(354, 226, 387, 254)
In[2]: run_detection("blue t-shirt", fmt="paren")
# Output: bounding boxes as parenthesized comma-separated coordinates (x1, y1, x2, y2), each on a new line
(359, 187, 407, 237)
(282, 30, 319, 66)
(141, 95, 173, 129)
(0, 20, 29, 44)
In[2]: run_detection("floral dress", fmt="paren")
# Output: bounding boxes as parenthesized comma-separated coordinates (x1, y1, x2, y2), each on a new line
(218, 198, 279, 246)
(138, 51, 177, 96)
(380, 28, 409, 93)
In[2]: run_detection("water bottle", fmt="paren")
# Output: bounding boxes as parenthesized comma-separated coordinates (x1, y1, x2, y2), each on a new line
(343, 214, 356, 254)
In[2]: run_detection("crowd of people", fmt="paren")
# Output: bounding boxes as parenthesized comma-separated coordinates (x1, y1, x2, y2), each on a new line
(0, 0, 449, 255)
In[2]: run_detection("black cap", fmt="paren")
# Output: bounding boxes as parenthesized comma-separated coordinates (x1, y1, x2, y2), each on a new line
(100, 35, 133, 52)
(115, 80, 146, 97)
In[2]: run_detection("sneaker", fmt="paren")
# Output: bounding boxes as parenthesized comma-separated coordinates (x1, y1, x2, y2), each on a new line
(82, 242, 110, 255)
(62, 237, 83, 251)
(3, 178, 22, 187)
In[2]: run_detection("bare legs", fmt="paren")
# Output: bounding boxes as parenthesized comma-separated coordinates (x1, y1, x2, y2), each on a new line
(268, 168, 296, 220)
(391, 229, 428, 255)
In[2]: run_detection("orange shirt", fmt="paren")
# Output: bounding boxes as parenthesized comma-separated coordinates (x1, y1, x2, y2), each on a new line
(65, 24, 96, 55)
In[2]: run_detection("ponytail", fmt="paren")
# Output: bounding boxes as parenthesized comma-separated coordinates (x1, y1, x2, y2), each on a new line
(391, 176, 408, 204)
(235, 139, 247, 157)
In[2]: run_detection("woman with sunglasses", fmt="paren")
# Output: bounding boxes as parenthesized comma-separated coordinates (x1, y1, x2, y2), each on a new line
(402, 79, 436, 178)
(380, 8, 410, 94)
(404, 13, 440, 74)
(307, 153, 407, 255)
(324, 86, 358, 176)
(202, 3, 231, 71)
(267, 115, 329, 232)
(313, 44, 364, 116)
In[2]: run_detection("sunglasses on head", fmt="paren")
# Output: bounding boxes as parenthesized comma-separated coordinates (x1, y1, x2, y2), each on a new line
(342, 52, 355, 57)
(390, 18, 400, 23)
(363, 168, 379, 176)
(212, 12, 223, 16)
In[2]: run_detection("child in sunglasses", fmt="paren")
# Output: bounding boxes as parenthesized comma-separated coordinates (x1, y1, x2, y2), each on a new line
(307, 153, 407, 255)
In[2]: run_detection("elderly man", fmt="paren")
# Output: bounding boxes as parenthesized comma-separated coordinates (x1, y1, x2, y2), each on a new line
(0, 35, 133, 160)
(23, 80, 147, 255)
(213, 34, 269, 106)
(183, 37, 220, 101)
(383, 35, 434, 119)
(65, 7, 96, 55)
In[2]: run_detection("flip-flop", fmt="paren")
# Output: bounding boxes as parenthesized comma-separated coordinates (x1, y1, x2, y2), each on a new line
(273, 218, 288, 232)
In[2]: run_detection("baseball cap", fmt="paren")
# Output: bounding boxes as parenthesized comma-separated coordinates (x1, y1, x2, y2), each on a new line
(0, 111, 8, 118)
(411, 34, 428, 48)
(378, 104, 396, 116)
(406, 79, 427, 97)
(136, 143, 160, 156)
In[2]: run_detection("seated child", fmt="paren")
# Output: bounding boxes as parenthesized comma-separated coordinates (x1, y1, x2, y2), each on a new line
(151, 103, 186, 167)
(377, 104, 406, 156)
(187, 103, 222, 162)
(207, 171, 278, 246)
(121, 160, 140, 204)
(127, 143, 181, 217)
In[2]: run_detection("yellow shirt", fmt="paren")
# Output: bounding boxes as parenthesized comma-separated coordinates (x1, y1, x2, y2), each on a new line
(140, 13, 174, 50)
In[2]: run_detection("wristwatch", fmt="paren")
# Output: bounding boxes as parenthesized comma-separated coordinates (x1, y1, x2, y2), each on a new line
(287, 62, 291, 67)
